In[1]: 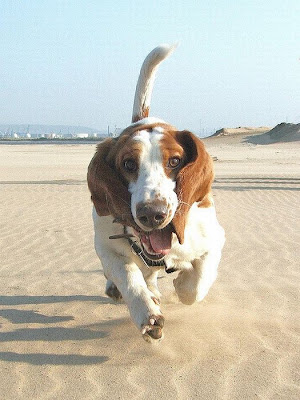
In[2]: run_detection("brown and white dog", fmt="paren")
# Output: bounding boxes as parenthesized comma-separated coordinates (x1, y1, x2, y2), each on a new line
(87, 44, 225, 342)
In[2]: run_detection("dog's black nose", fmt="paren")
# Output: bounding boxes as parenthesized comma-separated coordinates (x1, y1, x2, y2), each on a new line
(136, 201, 168, 229)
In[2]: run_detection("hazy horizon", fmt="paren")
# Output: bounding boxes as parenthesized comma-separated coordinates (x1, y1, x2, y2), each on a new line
(1, 1, 299, 134)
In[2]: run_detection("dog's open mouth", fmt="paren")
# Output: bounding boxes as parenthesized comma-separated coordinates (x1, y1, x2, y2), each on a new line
(135, 224, 174, 261)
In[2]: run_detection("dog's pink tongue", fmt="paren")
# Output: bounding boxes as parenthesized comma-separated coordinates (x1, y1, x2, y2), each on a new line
(148, 226, 173, 255)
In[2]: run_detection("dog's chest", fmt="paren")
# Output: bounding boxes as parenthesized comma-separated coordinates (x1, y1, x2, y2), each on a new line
(93, 204, 221, 272)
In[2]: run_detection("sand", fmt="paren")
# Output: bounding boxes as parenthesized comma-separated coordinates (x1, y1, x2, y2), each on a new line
(0, 136, 299, 399)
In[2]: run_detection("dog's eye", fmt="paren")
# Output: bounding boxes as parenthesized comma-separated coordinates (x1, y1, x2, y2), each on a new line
(168, 157, 181, 169)
(123, 159, 137, 172)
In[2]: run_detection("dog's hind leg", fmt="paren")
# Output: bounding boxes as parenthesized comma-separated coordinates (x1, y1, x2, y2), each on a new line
(105, 279, 123, 302)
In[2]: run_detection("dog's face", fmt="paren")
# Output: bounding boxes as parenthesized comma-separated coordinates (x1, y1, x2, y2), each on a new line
(119, 127, 183, 230)
(116, 126, 185, 259)
(88, 120, 214, 257)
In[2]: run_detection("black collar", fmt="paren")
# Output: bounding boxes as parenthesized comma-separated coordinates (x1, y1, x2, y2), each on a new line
(127, 235, 166, 267)
(124, 227, 177, 273)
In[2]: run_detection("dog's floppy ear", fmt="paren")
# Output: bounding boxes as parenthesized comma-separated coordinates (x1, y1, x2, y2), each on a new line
(87, 138, 132, 225)
(172, 130, 214, 244)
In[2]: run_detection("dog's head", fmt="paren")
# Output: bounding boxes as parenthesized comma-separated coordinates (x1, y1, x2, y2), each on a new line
(88, 119, 214, 259)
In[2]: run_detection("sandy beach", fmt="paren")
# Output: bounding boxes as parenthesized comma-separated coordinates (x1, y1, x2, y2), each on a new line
(0, 133, 299, 399)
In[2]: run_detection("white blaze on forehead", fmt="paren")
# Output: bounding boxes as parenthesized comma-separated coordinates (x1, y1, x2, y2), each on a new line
(131, 129, 164, 198)
(129, 128, 178, 221)
(133, 129, 163, 157)
(133, 129, 161, 147)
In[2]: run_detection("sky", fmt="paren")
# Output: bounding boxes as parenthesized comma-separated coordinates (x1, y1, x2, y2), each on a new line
(1, 0, 299, 135)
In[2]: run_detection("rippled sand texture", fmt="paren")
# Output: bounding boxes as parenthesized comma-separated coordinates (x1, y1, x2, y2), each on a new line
(0, 139, 299, 399)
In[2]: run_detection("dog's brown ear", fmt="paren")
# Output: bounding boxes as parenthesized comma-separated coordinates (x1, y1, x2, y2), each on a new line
(87, 138, 132, 225)
(172, 130, 214, 244)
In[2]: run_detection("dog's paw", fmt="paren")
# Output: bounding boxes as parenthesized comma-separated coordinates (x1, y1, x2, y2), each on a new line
(141, 314, 164, 342)
(105, 281, 122, 302)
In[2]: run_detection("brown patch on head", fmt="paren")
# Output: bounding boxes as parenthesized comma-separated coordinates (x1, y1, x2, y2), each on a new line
(162, 130, 214, 244)
(113, 137, 143, 183)
(159, 129, 186, 180)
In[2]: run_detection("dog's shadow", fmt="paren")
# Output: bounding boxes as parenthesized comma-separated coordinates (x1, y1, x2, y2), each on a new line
(0, 294, 110, 306)
(0, 294, 123, 366)
(0, 351, 109, 365)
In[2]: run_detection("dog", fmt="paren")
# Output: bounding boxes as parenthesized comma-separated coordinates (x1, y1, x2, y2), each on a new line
(87, 44, 225, 342)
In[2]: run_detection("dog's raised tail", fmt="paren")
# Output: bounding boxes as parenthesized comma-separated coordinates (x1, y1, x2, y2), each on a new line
(132, 43, 177, 123)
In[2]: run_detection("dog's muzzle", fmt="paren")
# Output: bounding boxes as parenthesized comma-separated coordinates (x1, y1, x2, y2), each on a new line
(136, 200, 168, 230)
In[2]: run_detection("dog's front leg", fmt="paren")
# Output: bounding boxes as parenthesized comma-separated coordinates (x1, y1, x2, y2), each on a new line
(173, 249, 221, 305)
(102, 255, 164, 342)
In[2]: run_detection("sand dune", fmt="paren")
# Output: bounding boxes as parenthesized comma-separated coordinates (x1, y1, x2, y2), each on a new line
(246, 122, 300, 144)
(211, 122, 300, 144)
(0, 139, 299, 399)
(212, 126, 271, 137)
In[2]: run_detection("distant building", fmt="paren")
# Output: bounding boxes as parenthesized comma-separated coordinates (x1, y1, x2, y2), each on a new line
(44, 133, 58, 139)
(75, 133, 89, 139)
(17, 132, 31, 138)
